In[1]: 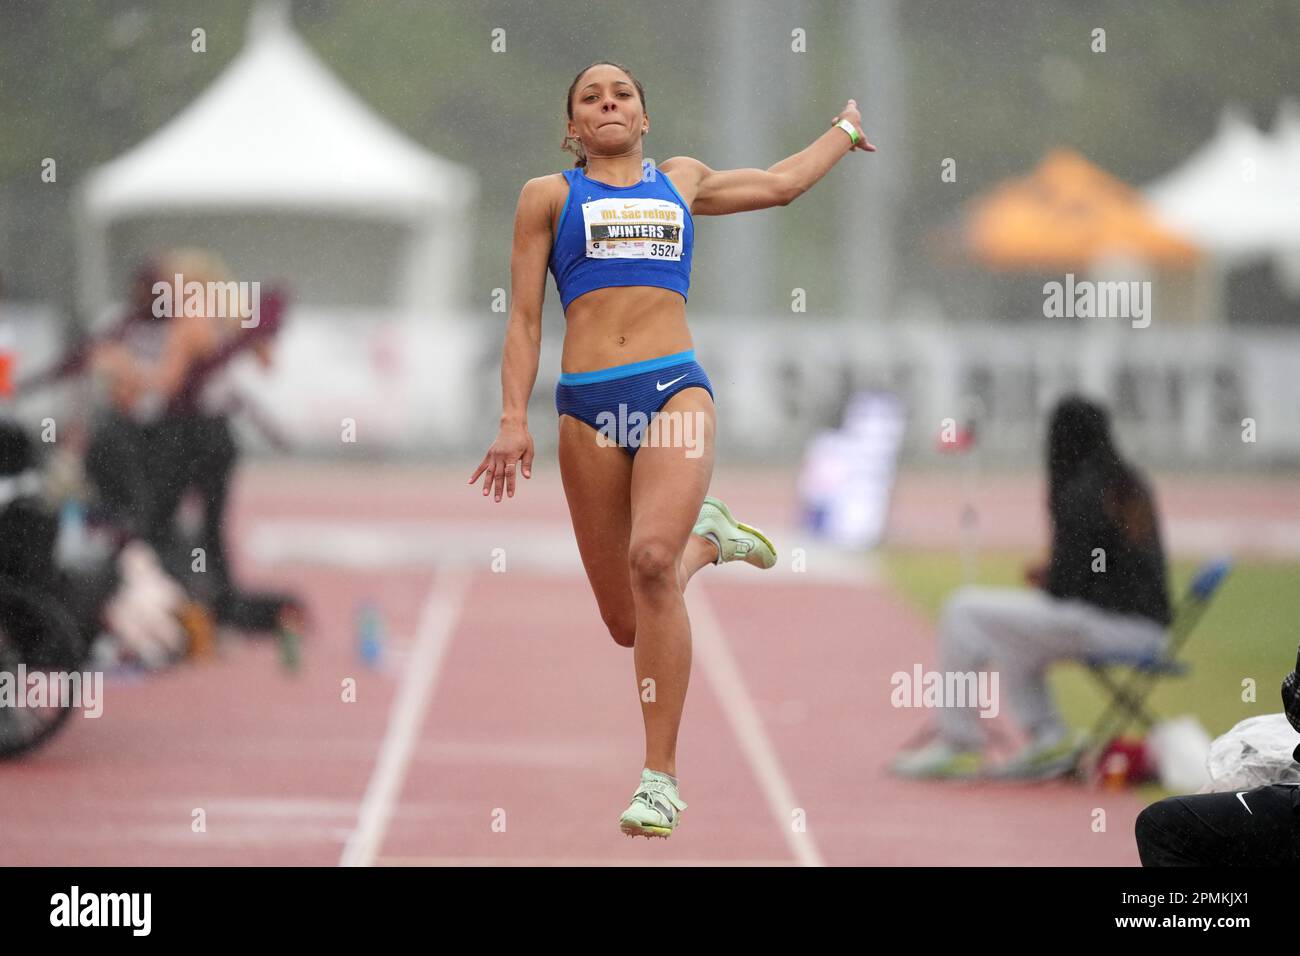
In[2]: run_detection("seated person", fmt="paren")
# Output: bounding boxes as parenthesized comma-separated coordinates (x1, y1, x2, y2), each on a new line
(87, 249, 276, 627)
(893, 396, 1172, 779)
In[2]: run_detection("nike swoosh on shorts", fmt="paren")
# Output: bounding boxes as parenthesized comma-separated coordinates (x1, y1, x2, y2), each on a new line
(1236, 791, 1252, 814)
(656, 374, 687, 391)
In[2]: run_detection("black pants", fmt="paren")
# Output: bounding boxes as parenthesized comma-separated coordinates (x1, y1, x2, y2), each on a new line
(85, 412, 170, 543)
(1136, 785, 1300, 866)
(180, 414, 238, 611)
(86, 410, 238, 608)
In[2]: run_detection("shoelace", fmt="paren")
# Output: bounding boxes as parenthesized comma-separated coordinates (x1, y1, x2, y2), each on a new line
(630, 778, 687, 813)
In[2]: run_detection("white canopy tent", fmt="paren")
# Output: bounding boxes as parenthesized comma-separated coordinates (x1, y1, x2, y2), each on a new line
(1144, 102, 1300, 320)
(1271, 100, 1300, 295)
(1145, 103, 1300, 267)
(76, 2, 477, 321)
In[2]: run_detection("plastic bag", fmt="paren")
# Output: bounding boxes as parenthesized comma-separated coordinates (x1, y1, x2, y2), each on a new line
(1147, 715, 1213, 793)
(1206, 713, 1300, 792)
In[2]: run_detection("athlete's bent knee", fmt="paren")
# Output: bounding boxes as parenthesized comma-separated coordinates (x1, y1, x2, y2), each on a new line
(628, 538, 680, 591)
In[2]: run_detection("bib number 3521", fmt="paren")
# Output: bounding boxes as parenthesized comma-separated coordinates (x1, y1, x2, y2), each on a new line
(582, 197, 684, 261)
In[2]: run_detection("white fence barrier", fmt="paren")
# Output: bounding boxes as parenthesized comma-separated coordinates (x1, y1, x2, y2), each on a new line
(8, 306, 1300, 466)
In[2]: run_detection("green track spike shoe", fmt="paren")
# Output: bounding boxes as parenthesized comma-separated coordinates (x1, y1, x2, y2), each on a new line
(693, 495, 777, 569)
(619, 769, 688, 839)
(891, 740, 985, 780)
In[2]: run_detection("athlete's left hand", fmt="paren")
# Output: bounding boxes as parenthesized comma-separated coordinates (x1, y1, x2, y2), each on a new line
(832, 99, 876, 152)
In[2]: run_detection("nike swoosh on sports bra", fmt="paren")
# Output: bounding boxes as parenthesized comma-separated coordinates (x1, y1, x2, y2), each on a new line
(547, 165, 695, 312)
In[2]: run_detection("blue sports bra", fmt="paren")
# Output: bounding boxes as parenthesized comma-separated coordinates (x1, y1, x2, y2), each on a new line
(547, 165, 695, 312)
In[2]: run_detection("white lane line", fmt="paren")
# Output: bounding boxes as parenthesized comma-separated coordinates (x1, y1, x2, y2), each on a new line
(687, 581, 826, 867)
(339, 568, 471, 867)
(246, 519, 881, 583)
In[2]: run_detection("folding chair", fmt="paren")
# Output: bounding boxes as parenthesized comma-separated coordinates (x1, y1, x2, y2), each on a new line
(1074, 556, 1233, 777)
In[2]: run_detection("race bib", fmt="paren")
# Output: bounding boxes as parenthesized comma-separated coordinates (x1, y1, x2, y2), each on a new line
(581, 197, 684, 260)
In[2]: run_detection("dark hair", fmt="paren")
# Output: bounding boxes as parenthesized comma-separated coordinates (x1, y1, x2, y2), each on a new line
(562, 61, 646, 168)
(1047, 396, 1116, 490)
(1047, 395, 1152, 545)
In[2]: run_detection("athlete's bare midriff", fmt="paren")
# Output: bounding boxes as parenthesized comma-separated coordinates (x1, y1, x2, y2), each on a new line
(547, 170, 696, 375)
(559, 286, 693, 374)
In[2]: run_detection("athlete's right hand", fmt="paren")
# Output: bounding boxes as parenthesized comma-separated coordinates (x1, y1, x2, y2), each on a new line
(469, 421, 535, 502)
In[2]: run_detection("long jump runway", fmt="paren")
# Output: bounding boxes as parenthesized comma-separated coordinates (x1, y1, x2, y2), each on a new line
(0, 462, 1151, 866)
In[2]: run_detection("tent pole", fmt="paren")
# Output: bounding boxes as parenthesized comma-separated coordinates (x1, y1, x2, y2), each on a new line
(74, 194, 109, 331)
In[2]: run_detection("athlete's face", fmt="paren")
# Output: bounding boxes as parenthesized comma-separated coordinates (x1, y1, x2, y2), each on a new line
(569, 65, 646, 156)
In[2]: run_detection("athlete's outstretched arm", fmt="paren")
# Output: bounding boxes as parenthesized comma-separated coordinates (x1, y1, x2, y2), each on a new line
(469, 175, 551, 502)
(662, 98, 874, 216)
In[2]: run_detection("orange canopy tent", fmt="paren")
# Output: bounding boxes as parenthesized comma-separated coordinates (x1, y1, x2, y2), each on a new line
(962, 149, 1199, 270)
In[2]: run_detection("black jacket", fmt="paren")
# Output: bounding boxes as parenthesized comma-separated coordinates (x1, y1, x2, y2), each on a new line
(1044, 459, 1172, 627)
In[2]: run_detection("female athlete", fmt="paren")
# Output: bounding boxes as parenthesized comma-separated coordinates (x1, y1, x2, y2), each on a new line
(469, 61, 874, 838)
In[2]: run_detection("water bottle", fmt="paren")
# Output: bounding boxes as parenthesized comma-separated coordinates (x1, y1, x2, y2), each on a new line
(277, 603, 306, 674)
(1102, 749, 1130, 792)
(55, 499, 88, 568)
(278, 621, 301, 673)
(356, 600, 384, 668)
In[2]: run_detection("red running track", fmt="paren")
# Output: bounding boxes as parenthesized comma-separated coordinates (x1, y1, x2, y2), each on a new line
(0, 462, 1168, 866)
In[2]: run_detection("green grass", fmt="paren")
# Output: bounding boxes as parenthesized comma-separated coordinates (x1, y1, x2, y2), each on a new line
(881, 550, 1300, 742)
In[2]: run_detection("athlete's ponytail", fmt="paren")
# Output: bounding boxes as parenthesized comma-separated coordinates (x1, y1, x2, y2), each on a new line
(562, 132, 588, 169)
(563, 61, 646, 169)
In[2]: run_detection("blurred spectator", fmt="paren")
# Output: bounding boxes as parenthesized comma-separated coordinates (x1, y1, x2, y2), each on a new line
(83, 257, 172, 543)
(893, 396, 1172, 780)
(86, 249, 275, 627)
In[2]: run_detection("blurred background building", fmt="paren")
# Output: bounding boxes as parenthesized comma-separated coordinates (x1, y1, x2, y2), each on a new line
(1, 0, 1298, 464)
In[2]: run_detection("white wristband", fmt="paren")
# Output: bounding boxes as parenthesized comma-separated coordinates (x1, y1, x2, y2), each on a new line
(832, 117, 861, 147)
